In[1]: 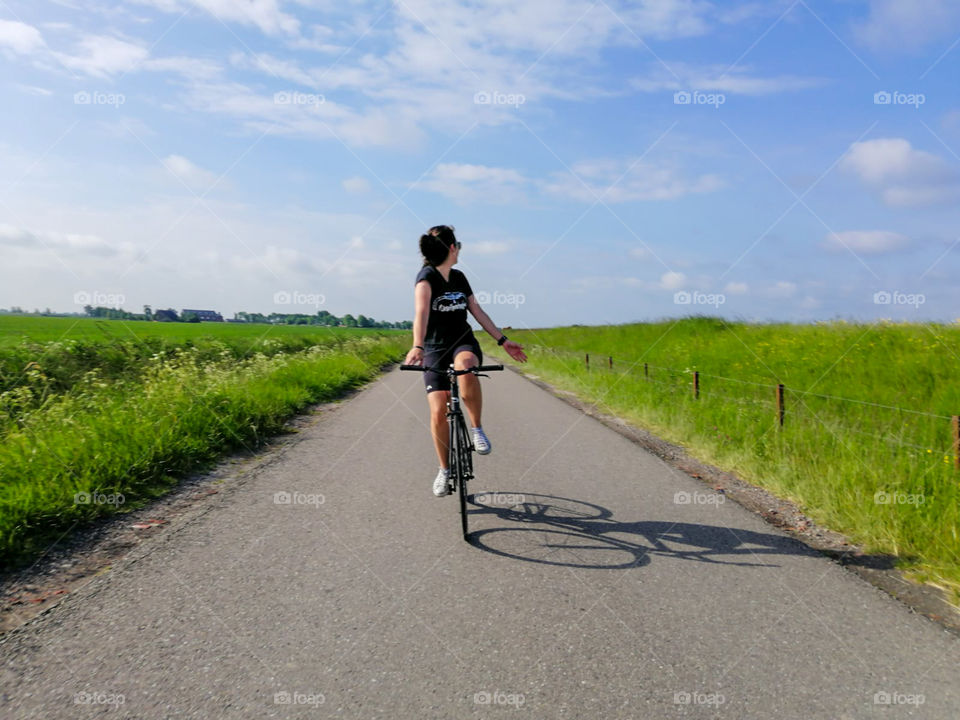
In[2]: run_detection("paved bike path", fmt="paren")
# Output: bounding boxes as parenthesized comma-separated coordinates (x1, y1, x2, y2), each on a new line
(2, 359, 958, 719)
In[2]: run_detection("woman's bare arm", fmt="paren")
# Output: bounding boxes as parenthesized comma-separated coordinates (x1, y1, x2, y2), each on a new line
(466, 294, 502, 340)
(412, 280, 431, 346)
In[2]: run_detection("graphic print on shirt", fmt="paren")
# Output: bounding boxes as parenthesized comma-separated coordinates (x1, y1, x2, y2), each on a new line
(433, 291, 467, 313)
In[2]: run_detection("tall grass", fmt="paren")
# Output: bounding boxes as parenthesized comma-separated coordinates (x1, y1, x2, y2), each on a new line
(481, 318, 960, 596)
(0, 332, 406, 570)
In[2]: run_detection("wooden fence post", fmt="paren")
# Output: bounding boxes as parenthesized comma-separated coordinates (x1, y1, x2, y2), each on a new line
(776, 384, 785, 428)
(608, 355, 613, 370)
(644, 362, 648, 378)
(693, 371, 699, 399)
(585, 353, 589, 370)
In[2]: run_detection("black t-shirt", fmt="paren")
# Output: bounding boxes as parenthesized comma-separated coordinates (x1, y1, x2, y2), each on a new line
(415, 265, 477, 350)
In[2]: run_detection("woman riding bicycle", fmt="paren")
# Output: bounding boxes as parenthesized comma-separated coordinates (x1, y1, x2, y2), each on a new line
(402, 225, 528, 496)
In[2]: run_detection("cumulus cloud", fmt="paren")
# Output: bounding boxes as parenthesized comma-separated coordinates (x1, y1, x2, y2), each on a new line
(54, 34, 148, 77)
(724, 281, 748, 294)
(840, 138, 960, 207)
(822, 230, 912, 255)
(0, 19, 45, 55)
(659, 271, 686, 290)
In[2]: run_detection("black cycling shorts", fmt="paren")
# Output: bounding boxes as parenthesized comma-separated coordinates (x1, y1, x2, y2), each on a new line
(422, 342, 483, 394)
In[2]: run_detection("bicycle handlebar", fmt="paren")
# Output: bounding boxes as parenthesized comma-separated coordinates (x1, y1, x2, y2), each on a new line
(400, 364, 504, 373)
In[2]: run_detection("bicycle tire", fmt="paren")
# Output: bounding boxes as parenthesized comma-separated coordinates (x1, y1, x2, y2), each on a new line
(455, 413, 471, 540)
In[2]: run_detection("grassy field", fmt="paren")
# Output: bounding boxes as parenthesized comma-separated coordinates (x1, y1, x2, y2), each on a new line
(480, 317, 960, 598)
(0, 315, 385, 346)
(0, 317, 407, 570)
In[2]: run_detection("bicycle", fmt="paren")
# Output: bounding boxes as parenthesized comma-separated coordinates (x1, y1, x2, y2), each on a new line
(400, 361, 504, 540)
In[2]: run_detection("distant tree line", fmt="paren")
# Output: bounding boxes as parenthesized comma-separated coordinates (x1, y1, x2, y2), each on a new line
(0, 306, 411, 329)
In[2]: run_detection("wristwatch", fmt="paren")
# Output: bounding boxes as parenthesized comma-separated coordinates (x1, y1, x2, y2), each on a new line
(497, 335, 508, 346)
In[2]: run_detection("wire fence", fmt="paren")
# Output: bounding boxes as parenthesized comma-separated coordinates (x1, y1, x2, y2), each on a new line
(522, 344, 960, 469)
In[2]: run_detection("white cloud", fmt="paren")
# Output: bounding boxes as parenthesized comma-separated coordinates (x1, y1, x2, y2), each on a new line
(54, 34, 148, 77)
(767, 281, 796, 298)
(823, 230, 912, 255)
(342, 176, 370, 193)
(854, 0, 960, 52)
(15, 84, 53, 96)
(172, 1, 774, 148)
(143, 55, 222, 80)
(659, 271, 686, 290)
(630, 61, 825, 95)
(0, 20, 45, 55)
(629, 247, 649, 259)
(421, 163, 528, 204)
(841, 138, 960, 207)
(470, 241, 509, 255)
(544, 157, 724, 202)
(724, 281, 748, 294)
(161, 154, 219, 191)
(179, 79, 426, 148)
(0, 223, 122, 256)
(132, 0, 300, 36)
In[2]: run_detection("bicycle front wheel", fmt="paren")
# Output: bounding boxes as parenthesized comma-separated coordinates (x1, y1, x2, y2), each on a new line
(452, 414, 472, 541)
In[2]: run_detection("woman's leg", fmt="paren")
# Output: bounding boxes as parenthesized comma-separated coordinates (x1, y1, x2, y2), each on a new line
(453, 350, 482, 428)
(428, 390, 451, 468)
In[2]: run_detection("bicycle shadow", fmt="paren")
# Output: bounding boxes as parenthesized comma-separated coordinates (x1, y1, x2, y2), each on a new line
(465, 491, 842, 571)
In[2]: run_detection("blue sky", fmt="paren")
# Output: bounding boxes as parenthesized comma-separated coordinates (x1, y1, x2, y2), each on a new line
(0, 0, 958, 327)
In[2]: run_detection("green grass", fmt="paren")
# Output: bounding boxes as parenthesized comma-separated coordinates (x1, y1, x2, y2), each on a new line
(481, 317, 960, 597)
(0, 315, 402, 346)
(0, 318, 407, 570)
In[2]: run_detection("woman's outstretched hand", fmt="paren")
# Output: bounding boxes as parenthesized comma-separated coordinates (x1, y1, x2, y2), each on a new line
(503, 340, 527, 363)
(404, 347, 424, 365)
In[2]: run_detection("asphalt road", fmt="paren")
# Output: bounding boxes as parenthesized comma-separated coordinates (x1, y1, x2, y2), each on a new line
(2, 359, 958, 719)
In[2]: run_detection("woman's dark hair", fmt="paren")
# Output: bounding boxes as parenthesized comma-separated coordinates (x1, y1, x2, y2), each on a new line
(419, 225, 457, 267)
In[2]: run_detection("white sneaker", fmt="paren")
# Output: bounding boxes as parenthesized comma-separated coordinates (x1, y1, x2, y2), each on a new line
(432, 467, 451, 496)
(472, 427, 491, 455)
